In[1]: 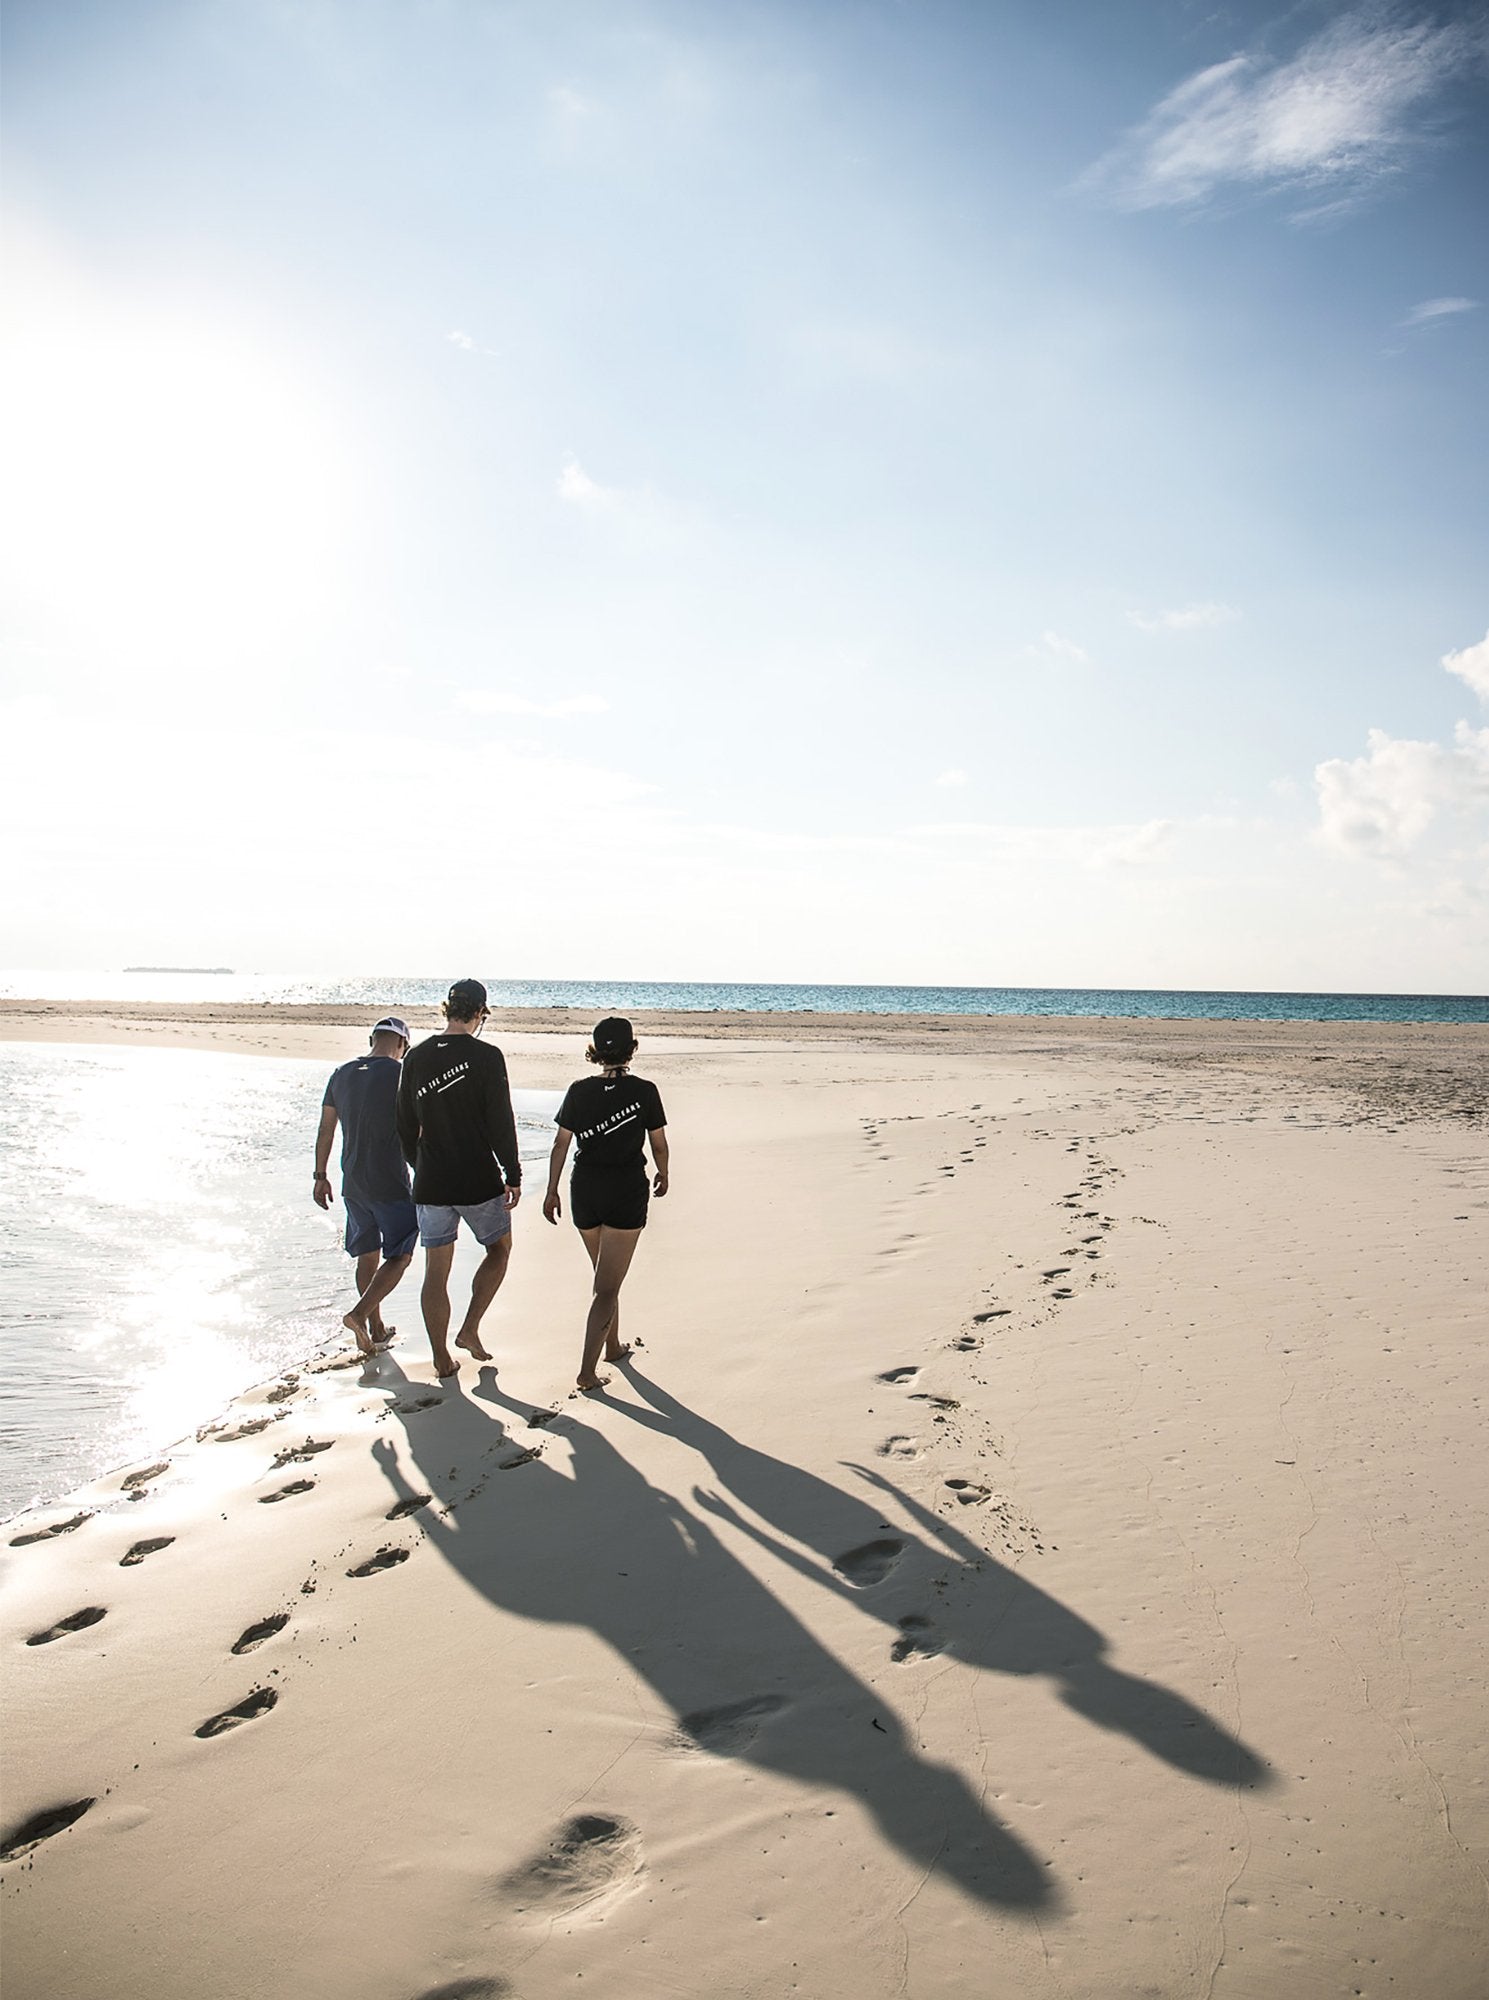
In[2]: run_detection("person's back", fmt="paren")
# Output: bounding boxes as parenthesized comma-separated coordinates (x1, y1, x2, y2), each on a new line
(395, 978, 523, 1379)
(398, 1033, 521, 1203)
(325, 1052, 410, 1205)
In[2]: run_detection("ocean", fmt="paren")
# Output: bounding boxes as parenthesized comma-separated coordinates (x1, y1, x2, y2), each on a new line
(3, 969, 1486, 1024)
(0, 1042, 558, 1521)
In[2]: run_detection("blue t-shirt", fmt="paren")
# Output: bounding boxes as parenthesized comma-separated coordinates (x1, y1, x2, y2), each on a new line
(323, 1056, 412, 1205)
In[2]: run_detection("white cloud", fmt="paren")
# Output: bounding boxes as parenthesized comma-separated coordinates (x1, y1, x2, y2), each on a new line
(1403, 296, 1480, 327)
(1129, 601, 1238, 633)
(458, 691, 609, 718)
(1084, 10, 1472, 212)
(1026, 630, 1090, 664)
(1443, 629, 1489, 705)
(1091, 818, 1176, 868)
(556, 457, 618, 508)
(933, 768, 969, 788)
(447, 330, 475, 350)
(1315, 722, 1489, 858)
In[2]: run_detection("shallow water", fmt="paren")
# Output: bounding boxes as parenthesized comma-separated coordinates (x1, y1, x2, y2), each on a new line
(0, 1044, 557, 1519)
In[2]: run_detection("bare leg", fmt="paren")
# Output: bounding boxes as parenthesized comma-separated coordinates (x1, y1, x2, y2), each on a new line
(421, 1242, 459, 1377)
(577, 1227, 642, 1389)
(454, 1236, 512, 1360)
(344, 1254, 410, 1353)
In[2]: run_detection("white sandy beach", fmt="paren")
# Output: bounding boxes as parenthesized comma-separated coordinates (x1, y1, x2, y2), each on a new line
(1, 1006, 1485, 1999)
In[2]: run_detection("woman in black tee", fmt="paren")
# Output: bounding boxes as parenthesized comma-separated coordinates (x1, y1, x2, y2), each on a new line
(543, 1016, 669, 1391)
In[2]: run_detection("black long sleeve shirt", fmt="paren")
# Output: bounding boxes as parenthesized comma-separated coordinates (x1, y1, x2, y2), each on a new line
(395, 1035, 522, 1204)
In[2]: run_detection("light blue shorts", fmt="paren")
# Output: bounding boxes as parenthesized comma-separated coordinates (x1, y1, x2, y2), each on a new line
(416, 1197, 513, 1249)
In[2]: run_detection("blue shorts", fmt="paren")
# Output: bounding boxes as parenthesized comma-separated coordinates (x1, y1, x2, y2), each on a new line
(344, 1195, 418, 1261)
(417, 1196, 513, 1249)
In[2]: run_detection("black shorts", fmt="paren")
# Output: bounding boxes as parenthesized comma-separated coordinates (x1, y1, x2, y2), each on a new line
(570, 1161, 649, 1232)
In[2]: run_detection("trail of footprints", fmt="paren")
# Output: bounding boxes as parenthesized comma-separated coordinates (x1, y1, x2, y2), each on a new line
(3, 1380, 566, 1866)
(856, 1115, 1120, 1656)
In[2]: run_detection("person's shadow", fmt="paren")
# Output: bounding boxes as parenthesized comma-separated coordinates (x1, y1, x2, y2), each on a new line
(602, 1367, 1273, 1795)
(371, 1359, 1057, 1912)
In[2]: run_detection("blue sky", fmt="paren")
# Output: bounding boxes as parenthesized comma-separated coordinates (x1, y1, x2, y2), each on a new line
(3, 0, 1486, 988)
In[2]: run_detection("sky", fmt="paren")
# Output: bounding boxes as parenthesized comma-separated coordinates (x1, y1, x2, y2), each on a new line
(2, 0, 1486, 991)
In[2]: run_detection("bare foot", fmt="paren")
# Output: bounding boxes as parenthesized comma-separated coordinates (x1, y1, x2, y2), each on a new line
(574, 1373, 611, 1394)
(369, 1323, 396, 1349)
(343, 1312, 376, 1358)
(603, 1342, 633, 1363)
(433, 1350, 461, 1379)
(454, 1330, 492, 1361)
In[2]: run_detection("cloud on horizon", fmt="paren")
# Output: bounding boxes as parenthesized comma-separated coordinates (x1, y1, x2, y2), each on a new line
(1083, 8, 1475, 213)
(1129, 601, 1238, 633)
(1402, 295, 1480, 326)
(458, 690, 610, 718)
(1443, 629, 1489, 704)
(1315, 721, 1489, 858)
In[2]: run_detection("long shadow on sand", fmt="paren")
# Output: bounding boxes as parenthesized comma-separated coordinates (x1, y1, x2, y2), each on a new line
(604, 1369, 1274, 1795)
(374, 1359, 1273, 1916)
(373, 1359, 1055, 1912)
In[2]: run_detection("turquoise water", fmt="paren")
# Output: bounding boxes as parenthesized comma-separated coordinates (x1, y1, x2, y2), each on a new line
(3, 970, 1485, 1024)
(0, 1044, 558, 1520)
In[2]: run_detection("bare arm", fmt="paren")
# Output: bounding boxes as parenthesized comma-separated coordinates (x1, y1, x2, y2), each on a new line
(543, 1129, 573, 1224)
(313, 1103, 338, 1209)
(648, 1127, 669, 1197)
(395, 1067, 419, 1170)
(484, 1048, 522, 1204)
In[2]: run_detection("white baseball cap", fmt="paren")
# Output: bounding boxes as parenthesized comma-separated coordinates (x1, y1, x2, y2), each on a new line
(372, 1016, 411, 1040)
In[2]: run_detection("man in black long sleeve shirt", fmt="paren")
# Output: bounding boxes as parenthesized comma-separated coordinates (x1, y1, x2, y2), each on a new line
(396, 978, 522, 1378)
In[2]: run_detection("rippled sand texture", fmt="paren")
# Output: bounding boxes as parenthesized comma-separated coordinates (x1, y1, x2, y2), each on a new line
(2, 1013, 1485, 1999)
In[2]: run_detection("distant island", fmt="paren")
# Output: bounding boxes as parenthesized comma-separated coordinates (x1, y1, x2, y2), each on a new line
(124, 966, 235, 975)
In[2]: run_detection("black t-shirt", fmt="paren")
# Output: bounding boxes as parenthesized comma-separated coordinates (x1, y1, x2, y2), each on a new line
(396, 1035, 522, 1204)
(556, 1074, 666, 1173)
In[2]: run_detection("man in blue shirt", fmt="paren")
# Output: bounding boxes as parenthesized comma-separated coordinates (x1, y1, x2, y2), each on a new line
(314, 1016, 417, 1355)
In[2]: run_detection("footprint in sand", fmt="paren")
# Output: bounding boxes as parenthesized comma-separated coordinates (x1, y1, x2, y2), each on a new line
(121, 1462, 170, 1490)
(876, 1366, 920, 1385)
(498, 1813, 642, 1916)
(415, 1981, 513, 2000)
(951, 1334, 981, 1351)
(272, 1439, 334, 1470)
(1041, 1268, 1071, 1281)
(497, 1446, 542, 1470)
(972, 1309, 1010, 1324)
(944, 1478, 992, 1506)
(385, 1492, 432, 1520)
(891, 1615, 945, 1664)
(347, 1545, 410, 1577)
(910, 1392, 959, 1411)
(195, 1688, 278, 1738)
(876, 1435, 922, 1460)
(394, 1395, 442, 1414)
(10, 1512, 93, 1548)
(25, 1606, 107, 1646)
(832, 1538, 906, 1587)
(265, 1380, 301, 1405)
(231, 1612, 289, 1655)
(0, 1799, 95, 1863)
(120, 1536, 175, 1566)
(259, 1482, 315, 1505)
(673, 1693, 788, 1755)
(213, 1418, 275, 1442)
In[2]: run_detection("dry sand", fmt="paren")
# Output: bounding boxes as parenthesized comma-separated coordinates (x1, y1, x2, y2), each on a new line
(1, 1006, 1485, 1998)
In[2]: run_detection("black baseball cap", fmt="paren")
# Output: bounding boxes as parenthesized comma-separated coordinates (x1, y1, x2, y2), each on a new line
(446, 978, 488, 1018)
(592, 1015, 635, 1059)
